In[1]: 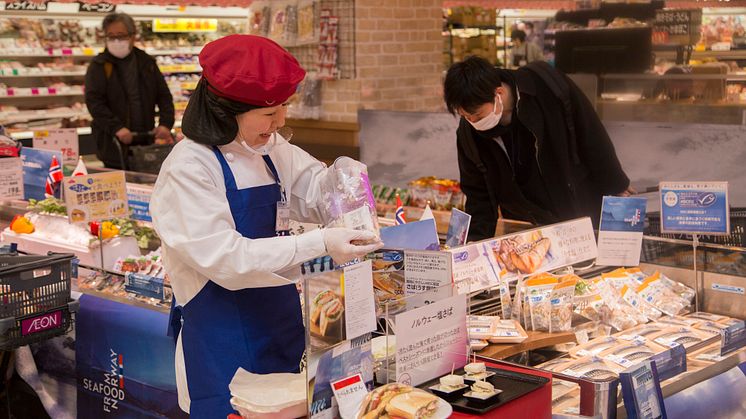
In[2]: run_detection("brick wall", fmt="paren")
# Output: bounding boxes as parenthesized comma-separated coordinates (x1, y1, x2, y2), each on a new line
(318, 0, 446, 122)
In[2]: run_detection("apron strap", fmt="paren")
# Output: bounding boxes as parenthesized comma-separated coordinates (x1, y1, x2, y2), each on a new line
(167, 297, 182, 345)
(211, 146, 238, 191)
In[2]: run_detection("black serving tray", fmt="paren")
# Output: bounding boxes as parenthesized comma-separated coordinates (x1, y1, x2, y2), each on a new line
(418, 367, 549, 414)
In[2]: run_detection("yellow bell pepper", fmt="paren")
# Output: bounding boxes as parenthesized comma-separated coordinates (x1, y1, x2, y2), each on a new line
(10, 215, 34, 234)
(100, 221, 120, 239)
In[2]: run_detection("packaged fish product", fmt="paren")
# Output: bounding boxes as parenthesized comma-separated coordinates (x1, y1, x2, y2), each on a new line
(550, 275, 577, 333)
(560, 356, 623, 380)
(658, 271, 696, 303)
(319, 157, 380, 237)
(619, 284, 663, 321)
(650, 327, 710, 350)
(636, 272, 689, 317)
(570, 336, 622, 358)
(596, 279, 647, 331)
(601, 268, 637, 291)
(526, 273, 559, 331)
(685, 312, 733, 323)
(600, 340, 664, 369)
(624, 267, 648, 283)
(655, 316, 701, 328)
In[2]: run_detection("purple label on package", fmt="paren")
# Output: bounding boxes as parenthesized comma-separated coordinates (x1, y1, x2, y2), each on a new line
(361, 172, 376, 208)
(21, 310, 62, 336)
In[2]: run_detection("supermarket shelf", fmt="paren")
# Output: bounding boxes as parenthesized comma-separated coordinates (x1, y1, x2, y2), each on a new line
(10, 127, 91, 140)
(655, 49, 746, 60)
(0, 71, 86, 78)
(0, 47, 204, 58)
(1, 111, 90, 124)
(145, 47, 202, 55)
(0, 90, 84, 98)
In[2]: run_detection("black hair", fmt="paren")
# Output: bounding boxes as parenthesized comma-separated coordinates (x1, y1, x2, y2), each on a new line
(102, 13, 136, 35)
(511, 29, 526, 42)
(525, 22, 535, 30)
(443, 56, 503, 115)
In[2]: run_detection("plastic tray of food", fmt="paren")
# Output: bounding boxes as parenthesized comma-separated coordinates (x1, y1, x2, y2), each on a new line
(419, 366, 549, 415)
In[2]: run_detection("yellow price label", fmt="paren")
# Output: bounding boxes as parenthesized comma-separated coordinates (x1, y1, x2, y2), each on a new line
(34, 130, 49, 138)
(152, 18, 218, 33)
(82, 48, 95, 56)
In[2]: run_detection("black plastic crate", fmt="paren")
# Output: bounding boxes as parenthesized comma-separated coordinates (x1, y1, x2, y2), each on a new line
(0, 253, 77, 350)
(128, 144, 173, 174)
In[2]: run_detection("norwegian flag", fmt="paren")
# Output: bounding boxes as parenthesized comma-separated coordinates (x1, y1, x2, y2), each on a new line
(44, 156, 63, 198)
(395, 194, 406, 225)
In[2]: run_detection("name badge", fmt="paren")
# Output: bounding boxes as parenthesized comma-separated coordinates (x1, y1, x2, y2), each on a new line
(276, 201, 290, 233)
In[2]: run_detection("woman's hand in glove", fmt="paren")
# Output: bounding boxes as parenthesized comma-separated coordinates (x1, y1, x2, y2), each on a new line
(323, 228, 384, 265)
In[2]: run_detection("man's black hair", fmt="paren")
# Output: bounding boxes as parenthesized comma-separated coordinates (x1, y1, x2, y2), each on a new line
(443, 56, 503, 116)
(511, 29, 526, 42)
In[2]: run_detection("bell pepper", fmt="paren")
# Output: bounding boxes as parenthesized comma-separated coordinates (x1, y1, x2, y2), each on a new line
(10, 215, 34, 234)
(89, 221, 100, 237)
(100, 221, 120, 239)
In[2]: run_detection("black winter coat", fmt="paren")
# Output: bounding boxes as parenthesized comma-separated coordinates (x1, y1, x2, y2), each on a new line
(458, 66, 630, 242)
(85, 47, 174, 168)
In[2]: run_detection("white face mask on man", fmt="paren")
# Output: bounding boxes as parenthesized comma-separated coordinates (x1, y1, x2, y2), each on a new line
(468, 94, 504, 131)
(106, 39, 132, 59)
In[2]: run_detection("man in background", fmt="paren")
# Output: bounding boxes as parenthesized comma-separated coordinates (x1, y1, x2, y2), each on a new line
(510, 29, 544, 67)
(85, 12, 174, 169)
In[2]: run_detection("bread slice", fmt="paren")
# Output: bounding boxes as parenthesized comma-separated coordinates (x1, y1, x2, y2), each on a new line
(385, 391, 438, 419)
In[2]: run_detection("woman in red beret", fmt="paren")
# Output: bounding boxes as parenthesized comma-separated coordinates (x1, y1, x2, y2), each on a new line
(150, 35, 382, 418)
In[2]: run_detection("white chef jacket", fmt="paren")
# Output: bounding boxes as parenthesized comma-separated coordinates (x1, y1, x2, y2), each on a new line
(150, 138, 330, 412)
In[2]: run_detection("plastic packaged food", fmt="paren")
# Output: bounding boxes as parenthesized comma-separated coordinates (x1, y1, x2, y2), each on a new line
(560, 356, 623, 380)
(636, 273, 690, 316)
(526, 273, 559, 331)
(596, 279, 647, 331)
(686, 312, 732, 323)
(655, 316, 701, 328)
(488, 319, 528, 344)
(296, 0, 316, 43)
(650, 327, 709, 350)
(570, 336, 621, 358)
(549, 275, 577, 333)
(601, 268, 637, 291)
(619, 284, 663, 321)
(599, 340, 664, 368)
(319, 157, 380, 236)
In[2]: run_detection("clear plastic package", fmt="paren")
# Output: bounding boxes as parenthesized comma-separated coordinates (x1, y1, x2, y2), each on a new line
(319, 157, 380, 236)
(549, 275, 577, 333)
(636, 272, 689, 316)
(526, 273, 558, 332)
(619, 284, 663, 321)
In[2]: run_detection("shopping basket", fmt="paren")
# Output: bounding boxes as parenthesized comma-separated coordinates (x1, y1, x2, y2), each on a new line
(113, 133, 173, 174)
(0, 253, 77, 350)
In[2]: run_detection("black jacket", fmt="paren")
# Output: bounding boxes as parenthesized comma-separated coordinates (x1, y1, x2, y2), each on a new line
(85, 47, 174, 168)
(458, 66, 630, 242)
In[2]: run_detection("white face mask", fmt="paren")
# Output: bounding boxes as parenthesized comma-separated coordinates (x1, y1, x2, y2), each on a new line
(239, 130, 288, 156)
(106, 39, 132, 59)
(468, 94, 504, 131)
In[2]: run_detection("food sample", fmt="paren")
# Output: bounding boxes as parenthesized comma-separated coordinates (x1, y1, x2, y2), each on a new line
(439, 374, 465, 390)
(463, 362, 486, 375)
(356, 383, 438, 419)
(470, 379, 495, 394)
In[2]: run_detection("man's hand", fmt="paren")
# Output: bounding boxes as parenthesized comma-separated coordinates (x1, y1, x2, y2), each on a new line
(153, 125, 174, 145)
(617, 186, 637, 197)
(115, 127, 133, 145)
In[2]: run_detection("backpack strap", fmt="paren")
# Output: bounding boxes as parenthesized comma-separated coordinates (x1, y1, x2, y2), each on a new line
(523, 62, 581, 165)
(104, 61, 113, 80)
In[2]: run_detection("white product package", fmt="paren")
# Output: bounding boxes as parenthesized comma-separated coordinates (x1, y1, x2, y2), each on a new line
(229, 368, 306, 418)
(319, 157, 380, 236)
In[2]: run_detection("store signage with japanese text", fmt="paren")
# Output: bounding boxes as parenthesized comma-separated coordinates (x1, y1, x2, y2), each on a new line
(33, 128, 79, 168)
(0, 157, 24, 200)
(152, 18, 217, 33)
(619, 361, 667, 419)
(331, 374, 367, 419)
(78, 2, 116, 13)
(3, 1, 47, 11)
(64, 171, 128, 224)
(126, 183, 153, 222)
(343, 260, 376, 340)
(597, 196, 647, 267)
(660, 181, 729, 235)
(404, 250, 452, 308)
(395, 293, 468, 386)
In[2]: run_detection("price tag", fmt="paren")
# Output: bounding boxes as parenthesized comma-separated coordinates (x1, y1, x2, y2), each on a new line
(82, 48, 95, 56)
(331, 374, 368, 419)
(33, 128, 79, 168)
(0, 158, 24, 200)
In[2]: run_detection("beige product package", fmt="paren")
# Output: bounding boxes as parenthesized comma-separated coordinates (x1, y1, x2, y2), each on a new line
(569, 336, 622, 359)
(649, 326, 712, 352)
(559, 355, 625, 381)
(488, 319, 528, 344)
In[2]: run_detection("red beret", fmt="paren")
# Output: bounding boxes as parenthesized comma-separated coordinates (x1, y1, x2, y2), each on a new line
(199, 34, 306, 107)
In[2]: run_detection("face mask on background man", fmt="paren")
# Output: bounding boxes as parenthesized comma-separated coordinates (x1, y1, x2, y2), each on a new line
(107, 39, 132, 59)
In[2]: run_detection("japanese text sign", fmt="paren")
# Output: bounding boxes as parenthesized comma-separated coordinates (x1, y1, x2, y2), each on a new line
(64, 171, 128, 224)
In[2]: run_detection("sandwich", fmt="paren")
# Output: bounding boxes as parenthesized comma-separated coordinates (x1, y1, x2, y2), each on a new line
(464, 362, 486, 375)
(311, 290, 336, 323)
(470, 380, 495, 395)
(439, 374, 464, 391)
(357, 383, 412, 419)
(385, 391, 438, 419)
(319, 298, 344, 336)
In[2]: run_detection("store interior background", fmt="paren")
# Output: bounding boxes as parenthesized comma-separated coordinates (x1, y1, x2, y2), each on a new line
(3, 0, 745, 208)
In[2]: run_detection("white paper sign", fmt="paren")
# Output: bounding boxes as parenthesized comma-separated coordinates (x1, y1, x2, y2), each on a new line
(395, 293, 468, 386)
(331, 374, 368, 419)
(450, 242, 501, 295)
(0, 157, 24, 200)
(597, 196, 647, 266)
(404, 250, 453, 308)
(33, 128, 78, 168)
(343, 260, 376, 340)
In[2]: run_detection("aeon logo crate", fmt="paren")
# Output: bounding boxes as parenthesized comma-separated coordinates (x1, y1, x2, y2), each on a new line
(82, 348, 126, 412)
(21, 310, 62, 336)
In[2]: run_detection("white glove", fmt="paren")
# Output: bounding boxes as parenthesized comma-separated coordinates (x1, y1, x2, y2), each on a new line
(323, 228, 384, 265)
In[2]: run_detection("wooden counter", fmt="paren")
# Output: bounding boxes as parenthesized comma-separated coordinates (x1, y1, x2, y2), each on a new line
(477, 330, 577, 360)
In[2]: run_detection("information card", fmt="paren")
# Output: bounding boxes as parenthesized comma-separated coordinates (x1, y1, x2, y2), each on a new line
(0, 157, 24, 200)
(33, 128, 78, 168)
(343, 260, 377, 340)
(619, 361, 667, 419)
(395, 293, 468, 386)
(64, 171, 128, 224)
(597, 196, 647, 266)
(660, 181, 729, 235)
(404, 250, 453, 308)
(331, 374, 368, 419)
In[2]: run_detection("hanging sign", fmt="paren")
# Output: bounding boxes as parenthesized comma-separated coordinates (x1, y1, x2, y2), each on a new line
(78, 2, 115, 13)
(152, 18, 218, 33)
(3, 1, 48, 11)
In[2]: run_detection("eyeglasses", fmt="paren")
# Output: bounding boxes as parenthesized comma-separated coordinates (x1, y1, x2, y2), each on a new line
(105, 34, 132, 42)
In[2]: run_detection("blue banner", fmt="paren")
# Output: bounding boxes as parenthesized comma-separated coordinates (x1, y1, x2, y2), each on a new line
(660, 182, 729, 234)
(76, 294, 186, 418)
(600, 196, 647, 233)
(21, 147, 63, 200)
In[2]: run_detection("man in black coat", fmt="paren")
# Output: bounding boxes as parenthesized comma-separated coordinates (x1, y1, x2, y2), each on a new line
(444, 56, 632, 242)
(85, 12, 174, 169)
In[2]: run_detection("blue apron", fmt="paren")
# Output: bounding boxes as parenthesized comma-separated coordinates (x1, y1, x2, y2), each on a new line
(169, 147, 304, 418)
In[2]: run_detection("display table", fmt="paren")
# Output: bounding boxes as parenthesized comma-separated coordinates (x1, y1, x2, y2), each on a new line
(477, 331, 577, 360)
(451, 360, 552, 419)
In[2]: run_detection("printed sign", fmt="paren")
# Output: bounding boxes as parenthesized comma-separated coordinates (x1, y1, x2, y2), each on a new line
(445, 208, 471, 248)
(33, 128, 79, 168)
(21, 310, 62, 336)
(331, 374, 368, 419)
(78, 2, 116, 13)
(64, 171, 128, 224)
(152, 18, 218, 33)
(660, 182, 729, 235)
(619, 361, 667, 419)
(21, 148, 63, 201)
(126, 183, 153, 222)
(597, 196, 647, 266)
(404, 250, 452, 308)
(650, 344, 686, 382)
(343, 260, 377, 340)
(395, 293, 468, 386)
(4, 1, 48, 11)
(451, 217, 598, 294)
(0, 157, 24, 200)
